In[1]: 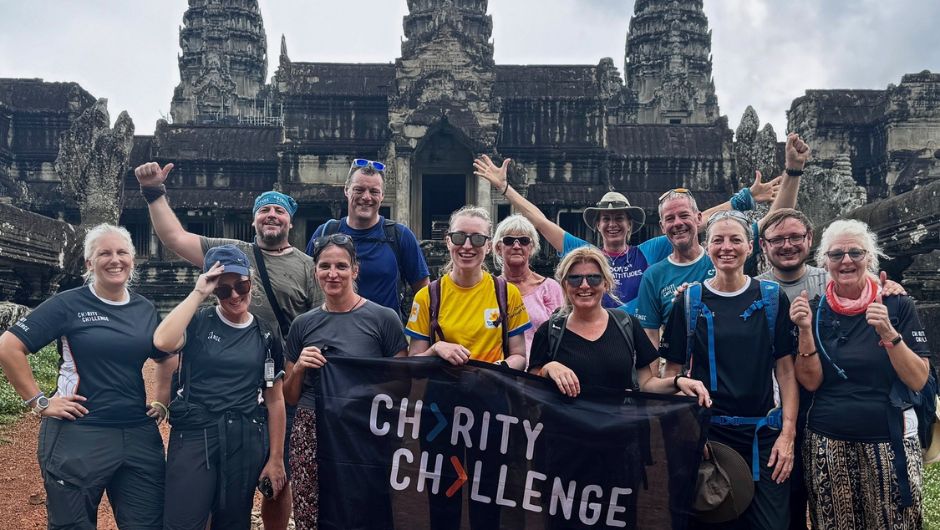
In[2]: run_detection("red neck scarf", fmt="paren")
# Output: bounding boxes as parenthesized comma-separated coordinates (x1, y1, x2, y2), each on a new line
(826, 276, 878, 316)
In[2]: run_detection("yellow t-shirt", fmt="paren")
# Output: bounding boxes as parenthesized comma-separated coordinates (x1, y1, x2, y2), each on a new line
(406, 274, 531, 363)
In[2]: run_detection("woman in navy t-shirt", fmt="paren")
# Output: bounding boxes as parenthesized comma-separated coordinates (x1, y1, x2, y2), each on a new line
(0, 223, 170, 529)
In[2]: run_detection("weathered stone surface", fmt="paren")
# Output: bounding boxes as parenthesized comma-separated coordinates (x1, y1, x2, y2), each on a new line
(0, 301, 30, 331)
(798, 161, 867, 231)
(56, 99, 134, 226)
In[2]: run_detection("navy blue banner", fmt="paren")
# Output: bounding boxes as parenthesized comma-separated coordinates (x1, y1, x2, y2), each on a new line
(317, 357, 708, 530)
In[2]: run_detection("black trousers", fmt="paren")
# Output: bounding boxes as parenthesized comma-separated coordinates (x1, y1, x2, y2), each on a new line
(164, 415, 268, 530)
(38, 418, 165, 530)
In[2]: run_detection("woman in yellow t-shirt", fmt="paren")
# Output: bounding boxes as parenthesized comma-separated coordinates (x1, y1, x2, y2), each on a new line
(406, 205, 530, 369)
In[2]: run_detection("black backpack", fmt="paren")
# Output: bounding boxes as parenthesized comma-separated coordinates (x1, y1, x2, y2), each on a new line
(545, 308, 639, 390)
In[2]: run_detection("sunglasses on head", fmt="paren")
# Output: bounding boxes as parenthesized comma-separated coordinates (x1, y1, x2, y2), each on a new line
(707, 209, 749, 226)
(313, 233, 353, 259)
(351, 158, 385, 172)
(501, 236, 532, 247)
(448, 231, 490, 247)
(565, 274, 604, 288)
(658, 188, 692, 202)
(214, 279, 251, 299)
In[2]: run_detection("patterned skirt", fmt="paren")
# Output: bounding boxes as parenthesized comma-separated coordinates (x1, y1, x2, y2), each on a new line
(803, 429, 923, 530)
(290, 407, 319, 530)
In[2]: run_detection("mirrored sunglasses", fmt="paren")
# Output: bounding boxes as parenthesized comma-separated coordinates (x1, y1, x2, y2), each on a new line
(351, 158, 386, 172)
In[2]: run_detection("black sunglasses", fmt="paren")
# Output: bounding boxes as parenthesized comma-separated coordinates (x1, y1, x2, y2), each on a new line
(313, 234, 353, 258)
(501, 236, 532, 247)
(351, 158, 385, 172)
(214, 279, 252, 299)
(448, 231, 490, 247)
(565, 274, 604, 288)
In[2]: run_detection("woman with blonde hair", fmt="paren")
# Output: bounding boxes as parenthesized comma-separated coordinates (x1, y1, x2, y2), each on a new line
(0, 223, 169, 529)
(493, 214, 563, 359)
(790, 219, 930, 529)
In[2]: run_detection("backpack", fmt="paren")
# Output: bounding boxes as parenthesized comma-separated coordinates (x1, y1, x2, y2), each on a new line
(428, 273, 509, 358)
(546, 308, 639, 391)
(683, 279, 780, 391)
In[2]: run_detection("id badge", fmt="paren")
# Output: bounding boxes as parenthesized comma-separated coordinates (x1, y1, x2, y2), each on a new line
(264, 359, 276, 388)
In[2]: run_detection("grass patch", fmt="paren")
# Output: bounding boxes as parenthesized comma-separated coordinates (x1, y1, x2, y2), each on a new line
(926, 462, 940, 530)
(0, 344, 59, 425)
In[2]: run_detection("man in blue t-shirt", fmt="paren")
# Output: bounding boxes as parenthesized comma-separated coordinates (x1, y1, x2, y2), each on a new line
(305, 159, 429, 316)
(635, 133, 811, 350)
(473, 155, 781, 313)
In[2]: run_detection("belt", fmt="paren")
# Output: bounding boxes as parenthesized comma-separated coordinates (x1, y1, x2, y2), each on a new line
(710, 407, 782, 481)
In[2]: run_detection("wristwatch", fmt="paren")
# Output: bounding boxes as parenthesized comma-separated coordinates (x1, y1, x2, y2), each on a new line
(31, 395, 50, 416)
(879, 334, 903, 349)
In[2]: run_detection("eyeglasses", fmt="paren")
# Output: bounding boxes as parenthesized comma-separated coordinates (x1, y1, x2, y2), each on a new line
(351, 159, 385, 172)
(658, 188, 692, 202)
(565, 274, 604, 288)
(448, 231, 490, 247)
(501, 236, 532, 247)
(313, 233, 353, 259)
(214, 279, 252, 299)
(825, 249, 868, 263)
(763, 233, 808, 248)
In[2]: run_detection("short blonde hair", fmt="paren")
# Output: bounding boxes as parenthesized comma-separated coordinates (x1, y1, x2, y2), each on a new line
(82, 223, 138, 286)
(492, 214, 541, 269)
(815, 219, 886, 274)
(554, 246, 620, 312)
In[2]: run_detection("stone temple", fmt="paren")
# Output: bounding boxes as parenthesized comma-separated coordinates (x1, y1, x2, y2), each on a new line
(1, 0, 938, 354)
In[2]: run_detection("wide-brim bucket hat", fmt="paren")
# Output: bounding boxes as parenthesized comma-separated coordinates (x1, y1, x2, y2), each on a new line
(582, 191, 646, 233)
(693, 441, 755, 524)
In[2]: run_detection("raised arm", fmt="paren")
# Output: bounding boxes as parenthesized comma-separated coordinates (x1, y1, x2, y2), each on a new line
(153, 262, 225, 352)
(134, 162, 206, 267)
(699, 171, 781, 228)
(474, 155, 566, 252)
(759, 133, 810, 230)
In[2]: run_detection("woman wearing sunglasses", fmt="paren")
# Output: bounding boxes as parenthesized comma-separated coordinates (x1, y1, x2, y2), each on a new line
(494, 214, 564, 359)
(153, 244, 287, 530)
(788, 220, 930, 529)
(284, 233, 408, 530)
(660, 211, 797, 529)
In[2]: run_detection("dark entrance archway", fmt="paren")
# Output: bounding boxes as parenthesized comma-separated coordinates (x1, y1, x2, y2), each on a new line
(411, 126, 477, 240)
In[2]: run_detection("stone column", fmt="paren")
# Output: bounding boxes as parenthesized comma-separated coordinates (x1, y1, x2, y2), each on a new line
(394, 155, 412, 227)
(475, 175, 491, 220)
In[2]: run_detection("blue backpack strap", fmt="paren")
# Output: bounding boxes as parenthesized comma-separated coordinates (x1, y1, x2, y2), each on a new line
(759, 279, 779, 354)
(684, 282, 703, 365)
(711, 407, 782, 481)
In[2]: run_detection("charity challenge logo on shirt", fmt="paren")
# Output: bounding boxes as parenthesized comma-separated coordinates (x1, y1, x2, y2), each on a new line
(483, 308, 500, 329)
(78, 311, 110, 323)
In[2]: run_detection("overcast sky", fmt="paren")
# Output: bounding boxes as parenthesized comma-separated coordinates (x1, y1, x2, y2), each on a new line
(2, 0, 937, 138)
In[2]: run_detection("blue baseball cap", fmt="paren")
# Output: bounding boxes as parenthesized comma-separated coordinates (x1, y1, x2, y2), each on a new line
(204, 245, 251, 276)
(253, 191, 298, 218)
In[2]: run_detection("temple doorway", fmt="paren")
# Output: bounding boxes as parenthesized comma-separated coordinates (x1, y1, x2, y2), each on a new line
(411, 126, 476, 240)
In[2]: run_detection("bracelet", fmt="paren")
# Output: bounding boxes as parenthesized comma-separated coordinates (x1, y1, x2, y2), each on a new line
(798, 350, 818, 357)
(785, 168, 804, 177)
(673, 374, 687, 390)
(141, 184, 167, 204)
(150, 401, 169, 419)
(730, 188, 754, 211)
(501, 181, 510, 196)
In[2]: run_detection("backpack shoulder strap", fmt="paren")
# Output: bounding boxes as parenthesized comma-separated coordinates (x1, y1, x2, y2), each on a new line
(546, 310, 567, 362)
(323, 218, 341, 236)
(384, 219, 408, 286)
(684, 282, 703, 363)
(493, 274, 510, 358)
(428, 279, 445, 344)
(759, 279, 780, 354)
(607, 308, 639, 391)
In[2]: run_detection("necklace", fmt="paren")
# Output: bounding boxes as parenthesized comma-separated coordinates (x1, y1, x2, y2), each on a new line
(604, 246, 630, 260)
(324, 295, 363, 313)
(260, 244, 292, 253)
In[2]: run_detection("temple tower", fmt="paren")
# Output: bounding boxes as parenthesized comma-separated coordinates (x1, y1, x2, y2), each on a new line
(624, 0, 720, 124)
(170, 0, 268, 124)
(389, 0, 501, 236)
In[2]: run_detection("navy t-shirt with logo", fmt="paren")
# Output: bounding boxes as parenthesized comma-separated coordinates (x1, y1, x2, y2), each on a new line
(9, 285, 167, 427)
(177, 306, 284, 419)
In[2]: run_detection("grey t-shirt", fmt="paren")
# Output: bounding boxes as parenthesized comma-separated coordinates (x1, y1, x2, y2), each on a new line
(757, 264, 828, 302)
(285, 300, 407, 410)
(201, 237, 322, 343)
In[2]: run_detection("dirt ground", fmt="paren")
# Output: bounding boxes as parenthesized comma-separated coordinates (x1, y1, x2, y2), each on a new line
(0, 360, 276, 529)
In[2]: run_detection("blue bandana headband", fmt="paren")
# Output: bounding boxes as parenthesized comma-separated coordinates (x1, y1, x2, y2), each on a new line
(253, 191, 298, 217)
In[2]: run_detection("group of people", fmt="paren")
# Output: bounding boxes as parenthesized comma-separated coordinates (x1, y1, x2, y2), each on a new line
(0, 133, 932, 530)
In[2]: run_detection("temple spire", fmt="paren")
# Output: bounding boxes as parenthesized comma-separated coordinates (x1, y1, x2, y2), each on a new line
(401, 0, 493, 63)
(624, 0, 720, 124)
(170, 0, 268, 124)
